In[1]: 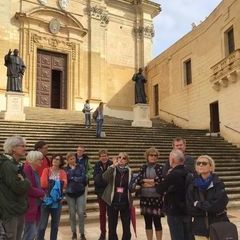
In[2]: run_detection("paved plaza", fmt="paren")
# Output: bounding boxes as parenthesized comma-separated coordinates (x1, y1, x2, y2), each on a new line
(46, 208, 240, 240)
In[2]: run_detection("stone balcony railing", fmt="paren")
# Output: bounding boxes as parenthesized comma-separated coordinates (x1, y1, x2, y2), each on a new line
(210, 49, 240, 91)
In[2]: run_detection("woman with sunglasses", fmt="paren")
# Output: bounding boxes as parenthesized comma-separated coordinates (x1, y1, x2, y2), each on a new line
(187, 155, 229, 240)
(102, 152, 132, 240)
(131, 147, 163, 240)
(37, 155, 67, 240)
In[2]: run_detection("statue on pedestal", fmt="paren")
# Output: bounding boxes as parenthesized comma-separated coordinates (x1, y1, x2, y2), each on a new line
(4, 49, 26, 92)
(132, 68, 147, 104)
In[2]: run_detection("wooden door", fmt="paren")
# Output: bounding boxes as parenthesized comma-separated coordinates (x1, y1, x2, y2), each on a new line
(37, 52, 52, 108)
(36, 50, 67, 108)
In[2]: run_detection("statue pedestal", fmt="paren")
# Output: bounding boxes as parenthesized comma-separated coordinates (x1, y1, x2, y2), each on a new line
(3, 92, 26, 121)
(131, 104, 152, 128)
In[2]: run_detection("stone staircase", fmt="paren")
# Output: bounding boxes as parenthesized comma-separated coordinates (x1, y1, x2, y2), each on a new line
(0, 119, 239, 224)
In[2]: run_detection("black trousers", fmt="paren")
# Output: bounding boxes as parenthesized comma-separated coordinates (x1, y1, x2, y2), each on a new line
(107, 205, 131, 240)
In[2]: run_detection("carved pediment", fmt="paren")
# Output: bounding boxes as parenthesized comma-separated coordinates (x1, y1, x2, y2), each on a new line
(15, 7, 87, 37)
(210, 49, 240, 91)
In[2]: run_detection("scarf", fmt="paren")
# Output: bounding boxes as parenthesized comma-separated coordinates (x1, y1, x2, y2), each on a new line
(194, 174, 213, 190)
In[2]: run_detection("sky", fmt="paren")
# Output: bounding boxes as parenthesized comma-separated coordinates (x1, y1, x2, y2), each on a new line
(152, 0, 222, 57)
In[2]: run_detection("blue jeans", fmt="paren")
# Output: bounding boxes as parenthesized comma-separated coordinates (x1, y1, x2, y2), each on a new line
(37, 206, 62, 240)
(22, 221, 38, 240)
(66, 195, 86, 234)
(167, 215, 191, 240)
(96, 119, 103, 138)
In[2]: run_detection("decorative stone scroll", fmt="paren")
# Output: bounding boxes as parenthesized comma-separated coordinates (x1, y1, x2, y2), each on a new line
(210, 49, 240, 91)
(30, 33, 76, 59)
(134, 25, 155, 38)
(88, 6, 109, 27)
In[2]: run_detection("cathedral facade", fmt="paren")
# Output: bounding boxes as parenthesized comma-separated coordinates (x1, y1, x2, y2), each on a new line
(0, 0, 159, 118)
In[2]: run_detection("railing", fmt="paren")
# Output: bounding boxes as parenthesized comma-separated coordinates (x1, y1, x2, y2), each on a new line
(159, 109, 189, 122)
(224, 125, 240, 134)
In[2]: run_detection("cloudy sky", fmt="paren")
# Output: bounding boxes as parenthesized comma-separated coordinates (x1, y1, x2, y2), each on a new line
(152, 0, 222, 57)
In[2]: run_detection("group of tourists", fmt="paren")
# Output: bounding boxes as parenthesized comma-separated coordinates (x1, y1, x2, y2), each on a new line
(0, 136, 231, 240)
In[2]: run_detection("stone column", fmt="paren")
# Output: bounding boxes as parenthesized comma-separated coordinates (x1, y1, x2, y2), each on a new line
(88, 4, 109, 101)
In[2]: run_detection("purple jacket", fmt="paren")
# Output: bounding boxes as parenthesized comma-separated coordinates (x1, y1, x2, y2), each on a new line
(23, 163, 45, 222)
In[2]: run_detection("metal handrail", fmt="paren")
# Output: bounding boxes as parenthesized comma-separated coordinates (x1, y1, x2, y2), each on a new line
(159, 109, 189, 122)
(224, 125, 240, 134)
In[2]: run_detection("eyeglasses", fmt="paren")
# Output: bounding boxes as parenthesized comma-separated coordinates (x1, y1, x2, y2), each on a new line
(17, 144, 25, 147)
(196, 161, 209, 166)
(118, 156, 126, 160)
(149, 154, 158, 157)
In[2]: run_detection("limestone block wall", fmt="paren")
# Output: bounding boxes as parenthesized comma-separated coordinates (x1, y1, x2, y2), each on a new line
(147, 0, 240, 146)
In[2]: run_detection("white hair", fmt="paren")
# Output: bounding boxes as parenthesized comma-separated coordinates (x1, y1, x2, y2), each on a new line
(3, 136, 26, 154)
(170, 149, 185, 163)
(26, 151, 43, 164)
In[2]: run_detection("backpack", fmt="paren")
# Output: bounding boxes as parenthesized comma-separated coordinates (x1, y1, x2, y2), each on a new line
(92, 109, 98, 120)
(209, 221, 238, 240)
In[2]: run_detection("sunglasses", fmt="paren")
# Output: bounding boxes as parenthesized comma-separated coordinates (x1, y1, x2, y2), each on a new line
(118, 156, 126, 160)
(196, 161, 209, 166)
(149, 154, 158, 157)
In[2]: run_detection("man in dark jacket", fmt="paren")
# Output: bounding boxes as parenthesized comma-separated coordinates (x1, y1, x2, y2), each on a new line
(93, 150, 112, 240)
(162, 137, 195, 177)
(0, 136, 30, 240)
(156, 149, 192, 240)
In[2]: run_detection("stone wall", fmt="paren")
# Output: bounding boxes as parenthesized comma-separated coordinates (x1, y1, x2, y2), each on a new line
(147, 0, 240, 146)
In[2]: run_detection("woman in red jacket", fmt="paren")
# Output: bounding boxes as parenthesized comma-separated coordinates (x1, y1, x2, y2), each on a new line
(37, 154, 67, 240)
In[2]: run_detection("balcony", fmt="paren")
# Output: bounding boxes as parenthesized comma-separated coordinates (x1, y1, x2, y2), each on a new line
(210, 49, 240, 91)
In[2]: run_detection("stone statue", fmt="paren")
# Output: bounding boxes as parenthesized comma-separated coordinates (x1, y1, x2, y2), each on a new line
(132, 68, 147, 104)
(4, 49, 26, 92)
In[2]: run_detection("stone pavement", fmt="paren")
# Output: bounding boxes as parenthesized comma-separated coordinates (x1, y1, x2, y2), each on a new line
(46, 209, 240, 239)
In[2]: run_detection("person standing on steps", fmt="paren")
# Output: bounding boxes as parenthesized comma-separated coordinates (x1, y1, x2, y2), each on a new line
(156, 149, 192, 240)
(34, 140, 51, 177)
(102, 152, 132, 240)
(162, 137, 195, 177)
(83, 99, 93, 129)
(95, 102, 104, 138)
(65, 153, 88, 240)
(130, 147, 164, 240)
(0, 136, 30, 240)
(93, 149, 113, 240)
(75, 146, 93, 218)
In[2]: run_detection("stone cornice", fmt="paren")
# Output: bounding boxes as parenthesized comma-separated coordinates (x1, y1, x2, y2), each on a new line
(108, 0, 161, 18)
(210, 49, 240, 91)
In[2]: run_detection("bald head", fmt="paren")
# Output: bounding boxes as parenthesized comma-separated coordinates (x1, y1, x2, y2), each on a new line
(169, 149, 185, 168)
